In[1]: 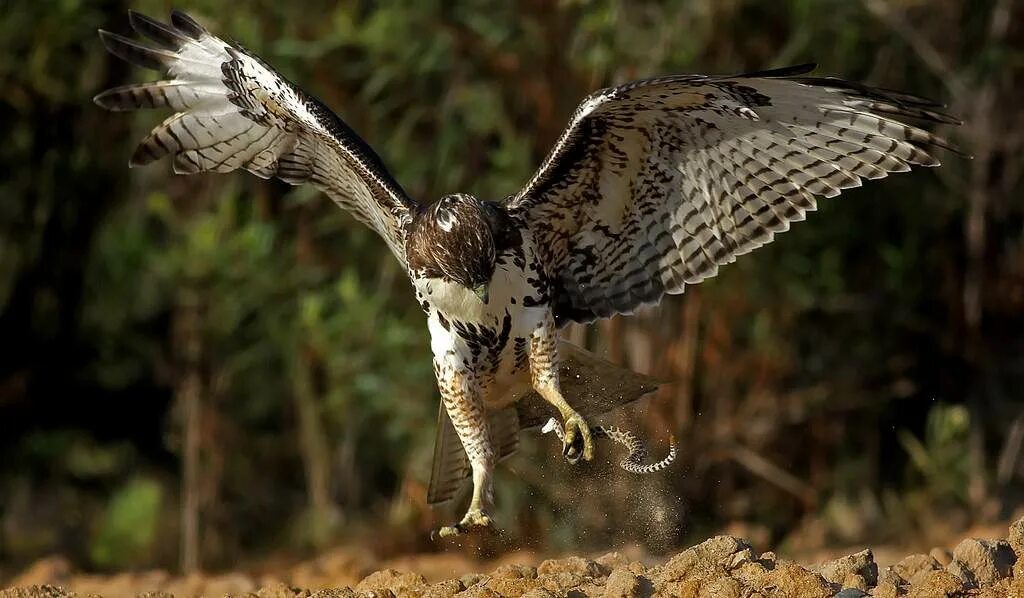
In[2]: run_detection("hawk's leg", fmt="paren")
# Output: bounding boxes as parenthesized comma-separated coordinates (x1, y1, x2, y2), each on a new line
(530, 314, 594, 464)
(433, 355, 495, 538)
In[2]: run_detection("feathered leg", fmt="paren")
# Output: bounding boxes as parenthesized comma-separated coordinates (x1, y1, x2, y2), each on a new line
(433, 355, 495, 537)
(530, 314, 594, 463)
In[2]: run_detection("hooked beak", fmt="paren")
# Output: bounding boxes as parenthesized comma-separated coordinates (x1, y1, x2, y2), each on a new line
(473, 283, 489, 304)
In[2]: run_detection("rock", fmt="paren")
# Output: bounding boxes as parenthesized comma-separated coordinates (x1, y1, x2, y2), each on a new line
(622, 561, 647, 577)
(945, 559, 976, 586)
(0, 587, 75, 598)
(930, 547, 953, 567)
(11, 522, 1024, 598)
(762, 563, 835, 598)
(871, 581, 900, 598)
(727, 548, 756, 570)
(603, 568, 644, 598)
(818, 549, 877, 589)
(950, 538, 1016, 585)
(892, 554, 942, 586)
(457, 587, 501, 598)
(421, 579, 463, 598)
(730, 561, 768, 588)
(355, 570, 425, 594)
(656, 536, 750, 582)
(905, 570, 967, 598)
(840, 573, 870, 592)
(871, 569, 906, 598)
(485, 575, 539, 597)
(647, 536, 752, 596)
(651, 580, 691, 597)
(971, 579, 1014, 598)
(1011, 577, 1024, 597)
(595, 552, 633, 571)
(696, 576, 742, 598)
(1009, 516, 1024, 556)
(459, 573, 488, 589)
(308, 589, 357, 598)
(536, 556, 607, 578)
(136, 592, 174, 598)
(618, 561, 643, 577)
(537, 571, 583, 594)
(575, 580, 605, 597)
(491, 564, 538, 580)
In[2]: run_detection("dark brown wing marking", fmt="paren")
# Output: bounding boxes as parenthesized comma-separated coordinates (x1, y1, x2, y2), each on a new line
(504, 65, 962, 325)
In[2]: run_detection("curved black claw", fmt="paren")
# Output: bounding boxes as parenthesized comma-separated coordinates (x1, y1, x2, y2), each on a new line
(561, 412, 594, 464)
(563, 431, 585, 464)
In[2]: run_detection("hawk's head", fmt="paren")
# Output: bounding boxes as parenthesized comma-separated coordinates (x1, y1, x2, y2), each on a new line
(406, 194, 518, 304)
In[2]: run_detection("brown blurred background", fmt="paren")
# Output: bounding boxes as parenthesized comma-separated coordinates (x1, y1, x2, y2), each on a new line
(1, 0, 1022, 582)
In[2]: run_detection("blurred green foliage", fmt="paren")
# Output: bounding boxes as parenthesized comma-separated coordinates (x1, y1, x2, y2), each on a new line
(900, 404, 972, 505)
(91, 477, 163, 568)
(1, 0, 1022, 573)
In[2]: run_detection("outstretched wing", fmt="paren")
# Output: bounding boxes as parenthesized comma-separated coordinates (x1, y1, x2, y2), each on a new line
(503, 64, 961, 325)
(94, 11, 416, 263)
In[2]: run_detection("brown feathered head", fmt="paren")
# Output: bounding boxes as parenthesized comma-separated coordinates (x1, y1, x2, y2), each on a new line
(406, 194, 517, 303)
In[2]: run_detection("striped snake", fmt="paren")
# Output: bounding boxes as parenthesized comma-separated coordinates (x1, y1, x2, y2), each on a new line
(541, 418, 677, 474)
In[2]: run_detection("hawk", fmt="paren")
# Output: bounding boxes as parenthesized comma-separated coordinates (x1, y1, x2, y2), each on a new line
(95, 10, 960, 536)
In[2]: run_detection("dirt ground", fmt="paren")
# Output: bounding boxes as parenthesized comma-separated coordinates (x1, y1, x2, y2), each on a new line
(3, 517, 1023, 597)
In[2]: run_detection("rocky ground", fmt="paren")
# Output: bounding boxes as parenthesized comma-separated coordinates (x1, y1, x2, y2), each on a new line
(3, 517, 1024, 597)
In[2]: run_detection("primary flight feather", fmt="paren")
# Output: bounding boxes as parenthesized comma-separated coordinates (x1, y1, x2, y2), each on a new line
(95, 10, 959, 537)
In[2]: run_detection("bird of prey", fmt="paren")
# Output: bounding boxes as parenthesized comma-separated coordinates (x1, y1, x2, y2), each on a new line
(95, 10, 960, 537)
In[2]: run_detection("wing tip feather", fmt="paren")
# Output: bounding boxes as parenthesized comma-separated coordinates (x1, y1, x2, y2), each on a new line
(128, 144, 158, 168)
(93, 85, 150, 111)
(128, 10, 188, 51)
(738, 63, 818, 79)
(169, 9, 208, 40)
(92, 90, 115, 110)
(98, 28, 167, 71)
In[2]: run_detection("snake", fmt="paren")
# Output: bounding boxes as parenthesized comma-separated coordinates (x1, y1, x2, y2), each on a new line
(541, 418, 677, 474)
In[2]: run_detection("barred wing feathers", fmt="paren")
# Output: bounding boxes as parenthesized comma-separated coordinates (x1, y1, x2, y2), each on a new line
(504, 64, 961, 325)
(94, 10, 415, 262)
